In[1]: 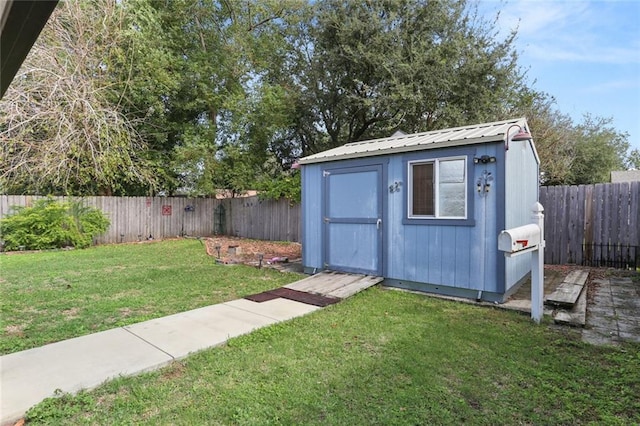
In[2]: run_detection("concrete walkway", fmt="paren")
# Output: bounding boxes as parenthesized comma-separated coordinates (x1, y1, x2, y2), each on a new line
(583, 276, 640, 346)
(0, 298, 321, 425)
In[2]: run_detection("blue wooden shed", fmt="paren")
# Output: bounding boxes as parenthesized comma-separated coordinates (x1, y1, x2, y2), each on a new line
(298, 118, 540, 303)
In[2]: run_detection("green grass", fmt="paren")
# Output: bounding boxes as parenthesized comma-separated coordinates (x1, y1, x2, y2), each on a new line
(0, 239, 301, 355)
(25, 288, 640, 425)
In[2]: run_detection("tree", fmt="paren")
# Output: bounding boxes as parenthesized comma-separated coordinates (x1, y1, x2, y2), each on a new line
(0, 0, 168, 195)
(627, 149, 640, 170)
(150, 0, 302, 196)
(569, 114, 629, 184)
(276, 0, 523, 156)
(508, 89, 635, 185)
(508, 90, 576, 185)
(3, 0, 631, 196)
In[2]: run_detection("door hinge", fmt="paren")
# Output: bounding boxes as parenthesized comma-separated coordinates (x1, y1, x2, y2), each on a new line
(323, 170, 331, 177)
(323, 217, 330, 223)
(323, 262, 329, 268)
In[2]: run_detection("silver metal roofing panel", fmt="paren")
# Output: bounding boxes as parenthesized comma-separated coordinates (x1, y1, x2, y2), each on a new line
(299, 117, 529, 164)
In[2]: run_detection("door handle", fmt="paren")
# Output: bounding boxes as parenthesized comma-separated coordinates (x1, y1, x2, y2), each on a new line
(376, 218, 382, 229)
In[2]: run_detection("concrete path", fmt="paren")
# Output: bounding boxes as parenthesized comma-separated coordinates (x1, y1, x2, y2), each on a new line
(583, 276, 640, 346)
(0, 298, 320, 425)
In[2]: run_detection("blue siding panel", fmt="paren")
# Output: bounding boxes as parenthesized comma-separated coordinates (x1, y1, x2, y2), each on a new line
(386, 145, 501, 294)
(440, 226, 457, 286)
(301, 164, 323, 270)
(387, 156, 406, 279)
(453, 226, 471, 288)
(427, 227, 443, 284)
(504, 139, 540, 292)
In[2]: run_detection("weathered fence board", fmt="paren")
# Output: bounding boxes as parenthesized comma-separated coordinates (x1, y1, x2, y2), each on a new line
(540, 182, 640, 267)
(4, 182, 636, 262)
(0, 195, 300, 244)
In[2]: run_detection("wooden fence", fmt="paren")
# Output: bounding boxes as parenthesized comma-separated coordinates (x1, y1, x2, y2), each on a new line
(539, 182, 640, 267)
(4, 182, 637, 266)
(0, 195, 300, 244)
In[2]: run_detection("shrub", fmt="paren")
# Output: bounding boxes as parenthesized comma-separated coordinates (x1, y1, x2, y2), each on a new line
(0, 198, 110, 250)
(256, 172, 301, 203)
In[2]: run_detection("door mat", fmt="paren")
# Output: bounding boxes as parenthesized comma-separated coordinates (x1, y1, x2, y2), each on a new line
(245, 287, 341, 307)
(244, 291, 280, 303)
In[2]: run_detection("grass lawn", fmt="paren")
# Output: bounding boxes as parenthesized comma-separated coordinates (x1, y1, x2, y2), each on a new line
(0, 239, 302, 355)
(24, 288, 640, 425)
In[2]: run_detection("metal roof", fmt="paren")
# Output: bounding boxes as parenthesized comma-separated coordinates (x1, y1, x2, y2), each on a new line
(299, 117, 530, 165)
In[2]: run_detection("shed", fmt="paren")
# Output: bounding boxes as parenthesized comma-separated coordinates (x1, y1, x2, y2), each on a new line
(298, 118, 540, 303)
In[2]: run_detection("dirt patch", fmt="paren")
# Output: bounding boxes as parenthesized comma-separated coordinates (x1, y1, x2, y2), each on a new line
(161, 361, 186, 381)
(5, 324, 25, 337)
(204, 236, 301, 267)
(585, 268, 608, 305)
(62, 307, 80, 319)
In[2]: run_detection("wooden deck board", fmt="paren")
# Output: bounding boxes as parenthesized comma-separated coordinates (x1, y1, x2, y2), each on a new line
(552, 284, 587, 327)
(328, 276, 384, 299)
(545, 269, 589, 307)
(563, 270, 589, 286)
(284, 271, 381, 298)
(281, 272, 334, 291)
(304, 274, 367, 295)
(285, 271, 364, 293)
(546, 284, 584, 306)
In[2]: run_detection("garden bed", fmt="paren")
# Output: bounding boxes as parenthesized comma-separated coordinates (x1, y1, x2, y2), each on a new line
(204, 236, 301, 267)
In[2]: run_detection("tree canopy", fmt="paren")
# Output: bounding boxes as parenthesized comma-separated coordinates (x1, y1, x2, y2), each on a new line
(0, 0, 635, 197)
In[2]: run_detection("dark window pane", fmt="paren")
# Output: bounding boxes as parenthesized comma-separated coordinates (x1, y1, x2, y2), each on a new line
(412, 163, 434, 215)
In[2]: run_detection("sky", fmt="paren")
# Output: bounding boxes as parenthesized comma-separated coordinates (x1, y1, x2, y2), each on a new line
(479, 0, 640, 153)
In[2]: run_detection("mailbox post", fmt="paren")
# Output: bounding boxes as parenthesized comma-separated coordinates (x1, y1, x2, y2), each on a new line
(498, 202, 545, 323)
(530, 202, 545, 323)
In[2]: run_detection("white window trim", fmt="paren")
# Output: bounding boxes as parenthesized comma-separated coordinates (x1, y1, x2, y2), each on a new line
(407, 156, 467, 220)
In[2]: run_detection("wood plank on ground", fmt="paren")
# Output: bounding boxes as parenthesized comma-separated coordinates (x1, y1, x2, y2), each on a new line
(545, 269, 589, 307)
(285, 272, 364, 293)
(281, 272, 335, 291)
(563, 270, 590, 286)
(552, 282, 587, 327)
(327, 275, 383, 299)
(545, 284, 583, 307)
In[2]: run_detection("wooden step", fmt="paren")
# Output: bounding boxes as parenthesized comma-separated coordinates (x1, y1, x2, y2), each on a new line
(552, 284, 587, 327)
(545, 269, 589, 308)
(284, 271, 364, 293)
(327, 275, 384, 299)
(563, 270, 590, 286)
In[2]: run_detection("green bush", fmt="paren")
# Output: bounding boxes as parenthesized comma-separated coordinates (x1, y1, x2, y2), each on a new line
(256, 172, 301, 203)
(0, 198, 110, 251)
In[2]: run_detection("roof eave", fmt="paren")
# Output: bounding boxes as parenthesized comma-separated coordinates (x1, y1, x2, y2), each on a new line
(298, 134, 504, 165)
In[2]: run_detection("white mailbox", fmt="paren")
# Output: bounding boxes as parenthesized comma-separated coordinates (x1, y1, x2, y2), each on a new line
(498, 224, 541, 256)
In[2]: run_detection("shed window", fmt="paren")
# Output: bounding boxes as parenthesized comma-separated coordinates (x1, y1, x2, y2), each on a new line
(408, 157, 466, 219)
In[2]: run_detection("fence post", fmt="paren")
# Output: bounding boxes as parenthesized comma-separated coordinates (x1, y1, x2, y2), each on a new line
(531, 202, 545, 323)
